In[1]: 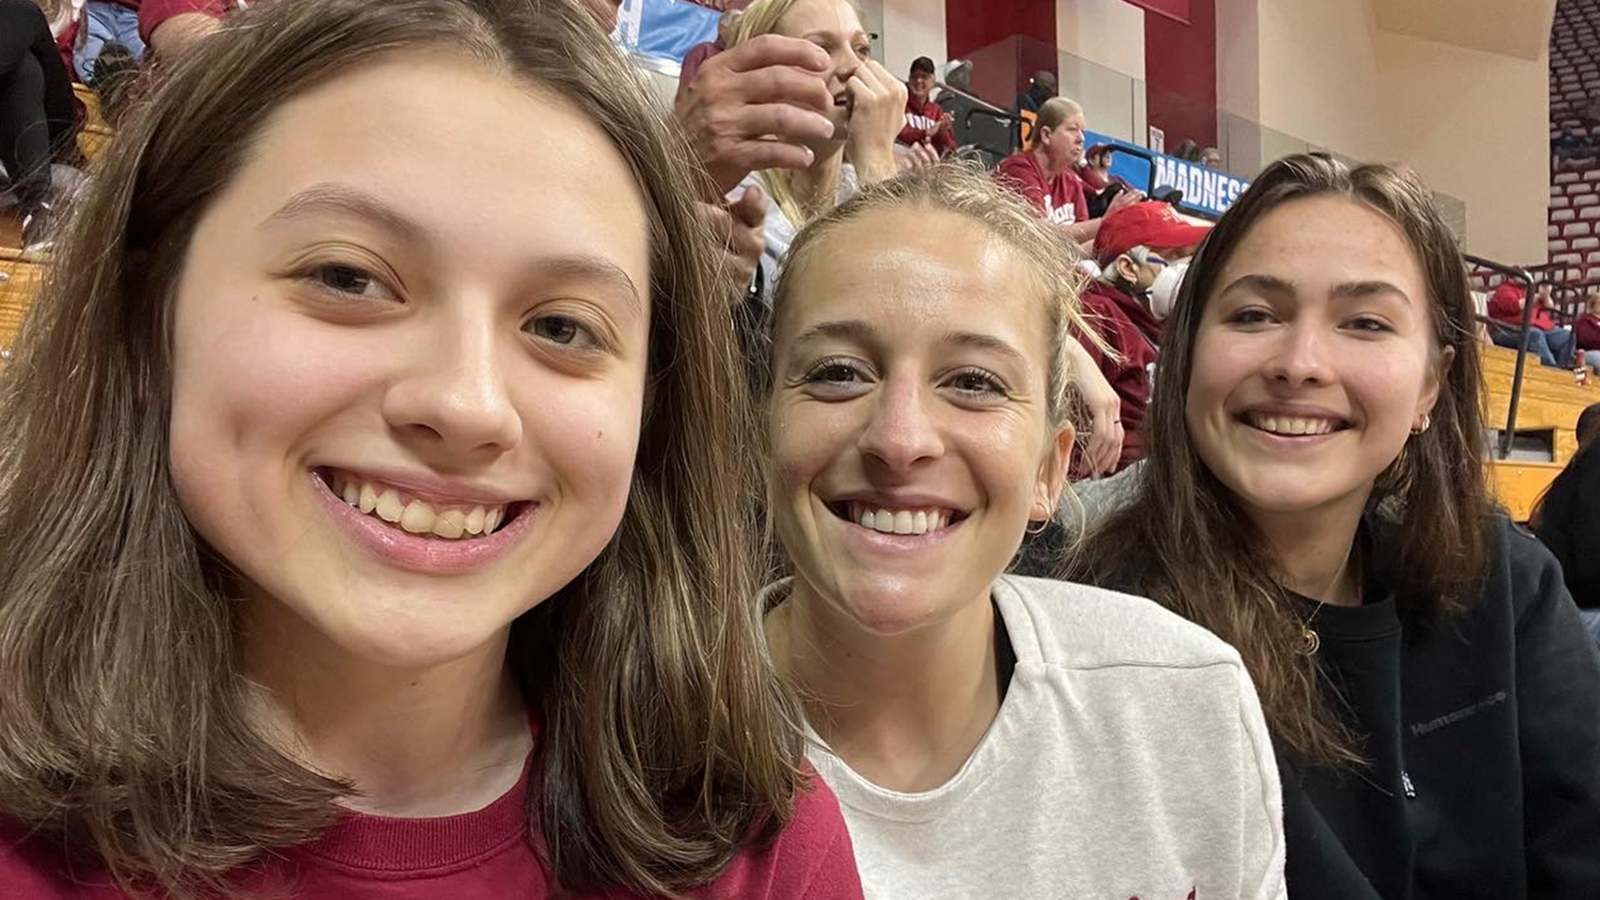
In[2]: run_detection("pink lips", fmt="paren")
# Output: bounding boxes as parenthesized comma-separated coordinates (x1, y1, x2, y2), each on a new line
(309, 471, 537, 574)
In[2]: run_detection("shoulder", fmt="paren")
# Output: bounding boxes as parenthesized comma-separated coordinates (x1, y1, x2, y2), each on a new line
(995, 153, 1033, 178)
(0, 819, 118, 898)
(697, 767, 861, 900)
(994, 574, 1246, 672)
(1487, 513, 1572, 621)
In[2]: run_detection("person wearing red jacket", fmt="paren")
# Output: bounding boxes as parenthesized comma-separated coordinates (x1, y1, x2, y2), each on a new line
(1575, 292, 1600, 375)
(897, 56, 954, 157)
(1487, 281, 1576, 368)
(1072, 201, 1210, 474)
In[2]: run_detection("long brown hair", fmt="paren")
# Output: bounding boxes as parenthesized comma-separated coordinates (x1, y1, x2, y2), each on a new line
(1072, 154, 1490, 767)
(0, 0, 799, 896)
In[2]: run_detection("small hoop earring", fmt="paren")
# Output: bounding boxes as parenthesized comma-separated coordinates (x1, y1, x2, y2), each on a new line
(1025, 519, 1050, 536)
(1411, 414, 1431, 436)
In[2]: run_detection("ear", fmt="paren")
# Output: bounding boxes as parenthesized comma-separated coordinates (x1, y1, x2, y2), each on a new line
(1114, 255, 1139, 283)
(1031, 422, 1076, 523)
(1419, 344, 1455, 424)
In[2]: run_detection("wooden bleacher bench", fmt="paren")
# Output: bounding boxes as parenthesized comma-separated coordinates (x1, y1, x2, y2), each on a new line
(0, 248, 46, 376)
(1481, 343, 1599, 520)
(71, 83, 115, 164)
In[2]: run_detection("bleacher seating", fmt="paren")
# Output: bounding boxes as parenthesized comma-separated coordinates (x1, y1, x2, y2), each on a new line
(1541, 0, 1600, 290)
(0, 249, 45, 376)
(1482, 343, 1599, 519)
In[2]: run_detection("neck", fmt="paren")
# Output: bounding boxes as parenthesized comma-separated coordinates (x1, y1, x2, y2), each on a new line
(1028, 144, 1062, 178)
(1249, 494, 1368, 607)
(789, 149, 844, 216)
(766, 579, 1001, 793)
(240, 600, 532, 817)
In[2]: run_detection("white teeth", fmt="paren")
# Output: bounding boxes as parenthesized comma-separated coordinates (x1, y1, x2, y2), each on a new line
(432, 509, 465, 539)
(1252, 414, 1335, 437)
(848, 503, 953, 536)
(375, 490, 404, 523)
(400, 499, 435, 534)
(326, 473, 508, 541)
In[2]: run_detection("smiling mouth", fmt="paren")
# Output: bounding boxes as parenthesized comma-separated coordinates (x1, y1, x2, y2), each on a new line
(824, 500, 968, 536)
(314, 468, 528, 541)
(1238, 411, 1352, 437)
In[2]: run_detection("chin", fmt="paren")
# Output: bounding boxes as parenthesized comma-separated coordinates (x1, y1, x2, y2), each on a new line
(331, 601, 512, 669)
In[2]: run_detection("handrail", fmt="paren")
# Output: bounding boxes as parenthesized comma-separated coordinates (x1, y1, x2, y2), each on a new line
(1466, 254, 1536, 459)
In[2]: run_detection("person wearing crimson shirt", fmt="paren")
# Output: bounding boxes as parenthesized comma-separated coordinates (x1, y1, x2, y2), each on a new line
(1488, 281, 1576, 368)
(1574, 292, 1600, 376)
(993, 96, 1140, 243)
(897, 55, 954, 157)
(1072, 201, 1209, 474)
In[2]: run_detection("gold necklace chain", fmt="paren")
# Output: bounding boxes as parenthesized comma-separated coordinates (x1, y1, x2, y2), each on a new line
(1297, 543, 1360, 656)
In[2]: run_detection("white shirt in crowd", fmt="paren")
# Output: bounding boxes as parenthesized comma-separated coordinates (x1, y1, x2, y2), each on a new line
(786, 574, 1288, 900)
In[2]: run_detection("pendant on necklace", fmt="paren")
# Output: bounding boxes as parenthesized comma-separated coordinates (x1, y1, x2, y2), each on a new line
(1298, 627, 1321, 656)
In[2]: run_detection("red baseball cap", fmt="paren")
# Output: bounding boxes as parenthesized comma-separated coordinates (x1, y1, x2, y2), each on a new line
(1093, 201, 1211, 262)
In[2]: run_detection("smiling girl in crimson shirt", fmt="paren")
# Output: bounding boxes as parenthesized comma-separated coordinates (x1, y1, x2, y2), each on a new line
(0, 1, 863, 897)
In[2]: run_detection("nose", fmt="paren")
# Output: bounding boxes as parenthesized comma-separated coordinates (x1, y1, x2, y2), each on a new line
(834, 45, 862, 84)
(1263, 321, 1334, 389)
(382, 314, 522, 463)
(857, 374, 944, 472)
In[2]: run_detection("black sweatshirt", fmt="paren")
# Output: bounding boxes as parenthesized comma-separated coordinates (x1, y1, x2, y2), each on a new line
(1533, 442, 1600, 609)
(1280, 515, 1600, 899)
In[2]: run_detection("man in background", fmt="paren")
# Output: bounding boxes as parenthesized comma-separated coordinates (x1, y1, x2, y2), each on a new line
(897, 55, 954, 157)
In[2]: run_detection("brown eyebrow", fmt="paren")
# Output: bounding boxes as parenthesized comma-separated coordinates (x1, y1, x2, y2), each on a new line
(791, 319, 872, 349)
(262, 183, 425, 243)
(942, 330, 1030, 370)
(538, 253, 642, 314)
(262, 184, 641, 312)
(1219, 273, 1411, 306)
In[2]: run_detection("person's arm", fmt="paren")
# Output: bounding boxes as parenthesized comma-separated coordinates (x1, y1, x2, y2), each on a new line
(933, 108, 957, 156)
(1064, 334, 1123, 479)
(842, 58, 906, 187)
(1063, 184, 1142, 243)
(896, 105, 925, 146)
(1508, 526, 1600, 894)
(1233, 661, 1289, 900)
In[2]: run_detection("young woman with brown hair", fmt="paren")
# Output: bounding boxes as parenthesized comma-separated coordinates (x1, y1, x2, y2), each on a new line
(0, 0, 863, 897)
(1071, 153, 1600, 899)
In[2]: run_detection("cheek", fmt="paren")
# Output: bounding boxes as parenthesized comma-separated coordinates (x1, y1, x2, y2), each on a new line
(522, 375, 645, 520)
(771, 399, 854, 495)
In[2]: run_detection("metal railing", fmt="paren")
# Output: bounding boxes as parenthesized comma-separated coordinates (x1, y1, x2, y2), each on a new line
(1467, 254, 1537, 459)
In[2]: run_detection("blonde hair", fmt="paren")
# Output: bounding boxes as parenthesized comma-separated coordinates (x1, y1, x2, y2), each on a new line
(733, 0, 859, 230)
(0, 0, 800, 896)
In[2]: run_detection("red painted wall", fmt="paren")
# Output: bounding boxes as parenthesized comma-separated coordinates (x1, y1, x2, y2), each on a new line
(1144, 0, 1217, 149)
(945, 0, 1058, 107)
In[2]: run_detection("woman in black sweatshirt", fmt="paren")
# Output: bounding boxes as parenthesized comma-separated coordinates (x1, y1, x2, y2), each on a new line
(1062, 154, 1600, 899)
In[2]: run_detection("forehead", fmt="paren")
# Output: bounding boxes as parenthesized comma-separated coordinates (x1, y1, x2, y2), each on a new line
(1218, 195, 1426, 297)
(218, 51, 651, 292)
(777, 0, 864, 37)
(779, 206, 1049, 349)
